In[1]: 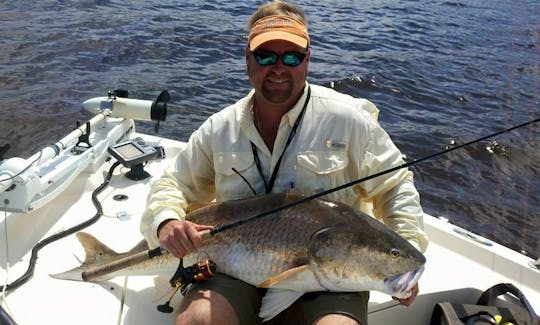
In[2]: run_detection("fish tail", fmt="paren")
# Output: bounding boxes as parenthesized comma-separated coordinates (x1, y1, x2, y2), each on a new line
(50, 232, 123, 282)
(77, 232, 120, 266)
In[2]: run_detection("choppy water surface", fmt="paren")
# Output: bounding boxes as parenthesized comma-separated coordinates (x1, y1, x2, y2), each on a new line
(1, 1, 538, 257)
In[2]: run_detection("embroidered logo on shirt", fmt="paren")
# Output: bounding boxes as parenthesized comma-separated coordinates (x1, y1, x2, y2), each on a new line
(326, 140, 347, 150)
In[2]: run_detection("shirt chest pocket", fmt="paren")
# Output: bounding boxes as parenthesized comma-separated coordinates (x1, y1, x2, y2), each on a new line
(214, 152, 256, 200)
(296, 150, 355, 202)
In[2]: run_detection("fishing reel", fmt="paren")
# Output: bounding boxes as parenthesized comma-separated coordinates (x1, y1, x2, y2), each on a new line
(157, 258, 217, 313)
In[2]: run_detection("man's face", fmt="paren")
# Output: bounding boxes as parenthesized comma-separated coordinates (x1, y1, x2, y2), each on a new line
(246, 40, 310, 107)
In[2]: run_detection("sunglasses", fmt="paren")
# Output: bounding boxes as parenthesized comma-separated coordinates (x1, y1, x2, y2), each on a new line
(251, 50, 307, 67)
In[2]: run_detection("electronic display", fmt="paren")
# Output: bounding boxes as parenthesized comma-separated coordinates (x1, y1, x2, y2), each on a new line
(108, 140, 157, 167)
(115, 143, 144, 159)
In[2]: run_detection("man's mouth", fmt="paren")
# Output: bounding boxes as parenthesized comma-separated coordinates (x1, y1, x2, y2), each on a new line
(267, 77, 288, 84)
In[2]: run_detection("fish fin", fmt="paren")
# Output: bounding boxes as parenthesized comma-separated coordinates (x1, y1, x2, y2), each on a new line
(257, 265, 309, 288)
(259, 289, 304, 322)
(127, 239, 149, 255)
(284, 193, 305, 201)
(152, 276, 173, 302)
(75, 232, 120, 265)
(50, 232, 121, 282)
(152, 276, 184, 308)
(50, 267, 85, 281)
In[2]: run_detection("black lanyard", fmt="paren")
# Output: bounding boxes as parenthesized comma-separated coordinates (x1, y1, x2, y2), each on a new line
(250, 86, 311, 194)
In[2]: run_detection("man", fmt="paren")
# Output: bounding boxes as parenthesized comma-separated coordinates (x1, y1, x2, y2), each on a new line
(141, 1, 428, 324)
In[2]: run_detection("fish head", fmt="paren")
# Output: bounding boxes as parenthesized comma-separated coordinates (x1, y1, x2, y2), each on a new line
(308, 225, 426, 297)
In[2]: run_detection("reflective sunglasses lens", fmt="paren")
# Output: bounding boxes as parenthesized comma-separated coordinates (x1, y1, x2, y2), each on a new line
(251, 51, 306, 67)
(253, 51, 277, 66)
(282, 52, 305, 66)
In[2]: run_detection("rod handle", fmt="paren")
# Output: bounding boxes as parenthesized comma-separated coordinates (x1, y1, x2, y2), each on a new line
(82, 247, 164, 281)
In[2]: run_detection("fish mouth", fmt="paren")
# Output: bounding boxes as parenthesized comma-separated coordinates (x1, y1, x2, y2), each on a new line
(384, 266, 424, 299)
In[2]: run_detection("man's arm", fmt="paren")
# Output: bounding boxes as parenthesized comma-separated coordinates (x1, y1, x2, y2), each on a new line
(140, 124, 216, 249)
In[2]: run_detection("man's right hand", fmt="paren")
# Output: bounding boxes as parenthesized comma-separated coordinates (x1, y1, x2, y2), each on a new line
(157, 219, 214, 258)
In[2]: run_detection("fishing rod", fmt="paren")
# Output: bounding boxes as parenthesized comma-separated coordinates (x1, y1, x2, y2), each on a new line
(211, 116, 540, 235)
(80, 116, 539, 282)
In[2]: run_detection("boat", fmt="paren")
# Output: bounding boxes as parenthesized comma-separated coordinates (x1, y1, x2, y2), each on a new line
(1, 91, 538, 325)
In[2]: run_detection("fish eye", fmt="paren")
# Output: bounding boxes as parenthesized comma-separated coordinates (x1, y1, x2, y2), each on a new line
(390, 248, 400, 258)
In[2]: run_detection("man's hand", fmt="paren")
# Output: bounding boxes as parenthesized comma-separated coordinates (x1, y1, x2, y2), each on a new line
(158, 219, 214, 258)
(394, 283, 419, 306)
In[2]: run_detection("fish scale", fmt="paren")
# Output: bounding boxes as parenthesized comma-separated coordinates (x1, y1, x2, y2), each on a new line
(187, 214, 312, 284)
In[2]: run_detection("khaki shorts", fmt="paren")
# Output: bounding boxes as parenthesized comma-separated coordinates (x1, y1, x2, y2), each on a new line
(185, 273, 369, 325)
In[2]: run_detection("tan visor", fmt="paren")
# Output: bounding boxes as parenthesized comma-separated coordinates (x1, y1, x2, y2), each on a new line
(248, 14, 309, 50)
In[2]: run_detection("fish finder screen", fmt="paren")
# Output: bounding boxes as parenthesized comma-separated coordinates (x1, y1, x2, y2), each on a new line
(115, 143, 144, 159)
(108, 140, 157, 167)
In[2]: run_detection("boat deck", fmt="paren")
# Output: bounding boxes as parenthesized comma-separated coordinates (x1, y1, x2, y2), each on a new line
(1, 133, 538, 324)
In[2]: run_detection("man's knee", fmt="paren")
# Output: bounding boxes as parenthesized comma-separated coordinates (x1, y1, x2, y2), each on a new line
(176, 289, 240, 325)
(312, 313, 360, 325)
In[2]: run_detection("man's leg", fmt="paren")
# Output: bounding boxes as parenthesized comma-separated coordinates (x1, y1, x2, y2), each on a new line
(177, 289, 239, 325)
(274, 291, 369, 325)
(176, 273, 264, 325)
(312, 313, 360, 325)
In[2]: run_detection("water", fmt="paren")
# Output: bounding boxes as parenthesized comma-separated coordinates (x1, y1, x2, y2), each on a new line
(0, 0, 538, 258)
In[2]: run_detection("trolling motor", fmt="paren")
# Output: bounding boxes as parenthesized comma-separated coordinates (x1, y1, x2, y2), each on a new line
(83, 89, 169, 123)
(157, 259, 217, 313)
(0, 89, 170, 213)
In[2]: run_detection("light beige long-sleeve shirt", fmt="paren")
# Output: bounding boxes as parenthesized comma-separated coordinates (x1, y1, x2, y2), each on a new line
(141, 83, 428, 252)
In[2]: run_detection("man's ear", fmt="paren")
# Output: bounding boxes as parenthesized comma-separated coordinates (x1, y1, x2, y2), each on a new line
(245, 46, 251, 61)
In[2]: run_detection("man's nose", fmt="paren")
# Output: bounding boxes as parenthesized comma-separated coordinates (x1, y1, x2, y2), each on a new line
(270, 59, 287, 73)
